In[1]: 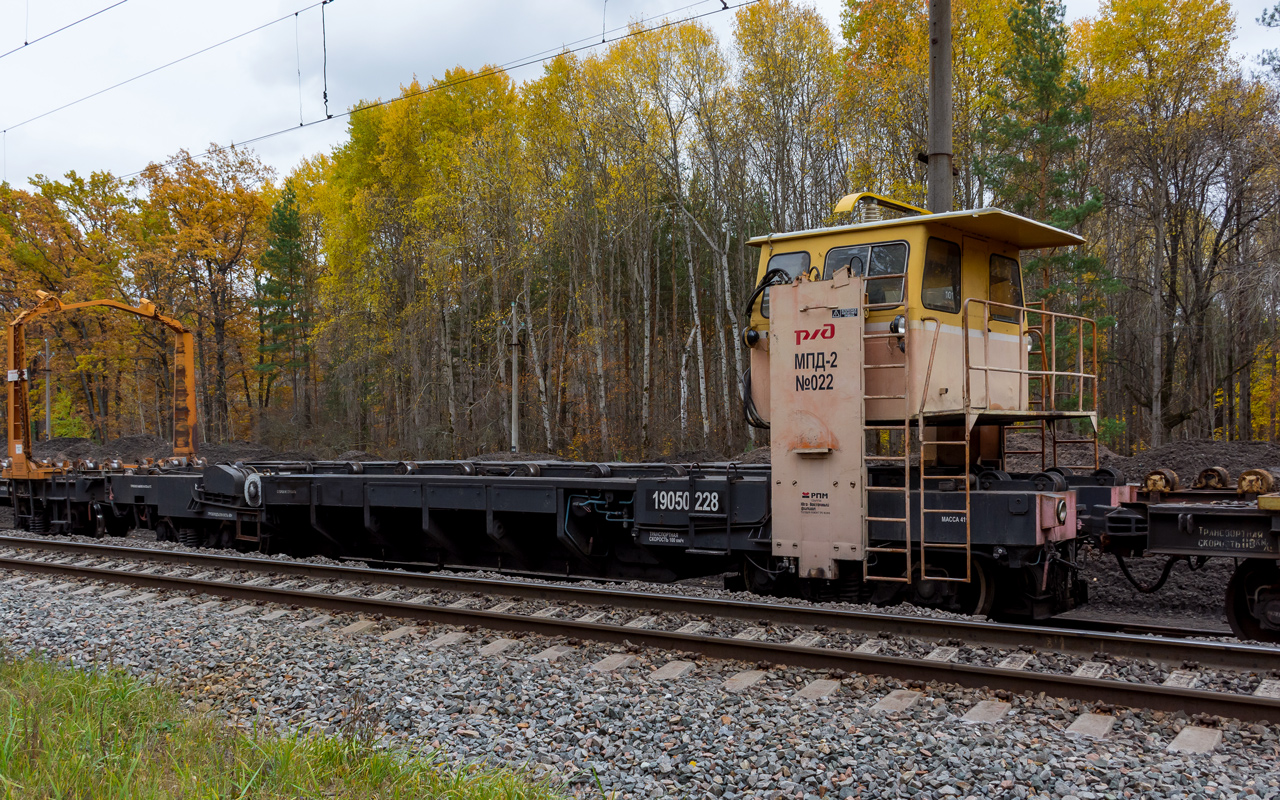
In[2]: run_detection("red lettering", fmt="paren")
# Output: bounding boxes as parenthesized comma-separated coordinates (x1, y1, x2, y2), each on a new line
(796, 324, 836, 346)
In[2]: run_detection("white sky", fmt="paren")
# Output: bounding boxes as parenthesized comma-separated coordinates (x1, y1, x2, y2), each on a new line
(0, 0, 1274, 191)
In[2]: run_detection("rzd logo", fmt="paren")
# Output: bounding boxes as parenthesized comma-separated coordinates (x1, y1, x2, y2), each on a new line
(795, 323, 836, 346)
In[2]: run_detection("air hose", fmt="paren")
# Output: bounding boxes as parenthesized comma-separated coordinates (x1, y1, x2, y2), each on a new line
(1115, 553, 1181, 594)
(741, 368, 768, 429)
(742, 267, 795, 319)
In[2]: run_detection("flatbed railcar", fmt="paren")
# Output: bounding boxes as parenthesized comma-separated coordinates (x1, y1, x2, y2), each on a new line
(5, 194, 1279, 641)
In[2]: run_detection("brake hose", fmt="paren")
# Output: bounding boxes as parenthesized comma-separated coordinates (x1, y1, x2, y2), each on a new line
(1115, 553, 1181, 593)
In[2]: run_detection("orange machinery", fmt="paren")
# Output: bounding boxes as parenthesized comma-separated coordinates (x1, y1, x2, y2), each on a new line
(4, 292, 198, 480)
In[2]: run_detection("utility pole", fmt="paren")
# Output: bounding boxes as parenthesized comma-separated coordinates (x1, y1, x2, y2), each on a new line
(509, 301, 520, 454)
(926, 0, 953, 214)
(43, 339, 51, 441)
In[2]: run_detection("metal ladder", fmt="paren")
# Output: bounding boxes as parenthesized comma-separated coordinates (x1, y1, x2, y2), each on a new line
(1002, 419, 1046, 472)
(916, 421, 972, 581)
(1049, 419, 1101, 472)
(862, 273, 913, 583)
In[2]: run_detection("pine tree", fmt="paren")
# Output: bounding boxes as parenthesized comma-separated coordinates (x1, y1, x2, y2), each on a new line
(1261, 2, 1280, 75)
(977, 0, 1110, 311)
(254, 183, 310, 412)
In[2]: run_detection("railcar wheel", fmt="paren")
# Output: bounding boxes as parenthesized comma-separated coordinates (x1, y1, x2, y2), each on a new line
(1225, 559, 1280, 644)
(1030, 471, 1069, 492)
(978, 470, 1010, 491)
(154, 519, 176, 543)
(956, 557, 996, 617)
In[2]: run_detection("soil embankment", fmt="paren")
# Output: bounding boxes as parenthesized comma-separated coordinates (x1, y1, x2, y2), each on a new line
(1101, 439, 1280, 485)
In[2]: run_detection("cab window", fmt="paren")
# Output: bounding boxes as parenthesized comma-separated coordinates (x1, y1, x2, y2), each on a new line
(823, 245, 869, 280)
(824, 243, 907, 305)
(760, 251, 809, 318)
(866, 243, 907, 305)
(989, 254, 1024, 322)
(922, 238, 961, 314)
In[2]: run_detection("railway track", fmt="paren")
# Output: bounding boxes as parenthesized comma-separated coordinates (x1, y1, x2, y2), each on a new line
(3, 534, 1279, 722)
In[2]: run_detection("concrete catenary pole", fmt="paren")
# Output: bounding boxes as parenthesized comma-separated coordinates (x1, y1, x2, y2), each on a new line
(926, 0, 953, 214)
(509, 301, 520, 454)
(43, 339, 51, 441)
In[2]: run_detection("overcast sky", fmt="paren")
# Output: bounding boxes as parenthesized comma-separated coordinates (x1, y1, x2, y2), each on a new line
(1, 0, 1274, 192)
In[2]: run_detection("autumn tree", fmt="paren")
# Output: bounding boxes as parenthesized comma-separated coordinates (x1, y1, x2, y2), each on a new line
(1085, 0, 1280, 444)
(139, 147, 271, 442)
(977, 0, 1106, 309)
(737, 0, 843, 231)
(0, 172, 141, 441)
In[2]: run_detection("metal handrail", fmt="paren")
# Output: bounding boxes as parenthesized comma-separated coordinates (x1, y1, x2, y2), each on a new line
(916, 317, 943, 416)
(960, 298, 1098, 415)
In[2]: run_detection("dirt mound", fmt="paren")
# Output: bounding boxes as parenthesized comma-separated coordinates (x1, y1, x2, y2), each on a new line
(731, 446, 770, 464)
(108, 434, 178, 462)
(470, 451, 565, 462)
(336, 449, 385, 462)
(24, 433, 175, 464)
(648, 449, 730, 464)
(197, 441, 279, 463)
(1101, 439, 1280, 486)
(31, 437, 95, 460)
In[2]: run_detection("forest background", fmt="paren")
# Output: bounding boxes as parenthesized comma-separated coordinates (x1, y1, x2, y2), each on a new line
(2, 0, 1279, 461)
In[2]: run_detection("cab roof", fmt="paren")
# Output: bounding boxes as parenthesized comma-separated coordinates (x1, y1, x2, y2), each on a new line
(747, 207, 1085, 251)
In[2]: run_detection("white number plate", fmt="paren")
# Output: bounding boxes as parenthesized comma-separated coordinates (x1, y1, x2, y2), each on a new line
(650, 490, 721, 513)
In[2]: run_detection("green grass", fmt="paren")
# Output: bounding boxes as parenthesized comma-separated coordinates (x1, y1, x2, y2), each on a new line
(0, 650, 570, 799)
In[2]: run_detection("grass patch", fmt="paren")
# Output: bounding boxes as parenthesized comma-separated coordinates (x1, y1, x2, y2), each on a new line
(0, 650, 569, 799)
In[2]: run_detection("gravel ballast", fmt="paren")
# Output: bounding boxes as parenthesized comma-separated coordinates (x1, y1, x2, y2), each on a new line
(2, 569, 1278, 799)
(0, 521, 1239, 640)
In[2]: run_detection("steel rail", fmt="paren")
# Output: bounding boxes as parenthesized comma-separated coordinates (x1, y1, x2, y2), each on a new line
(0, 534, 1270, 671)
(1049, 616, 1232, 639)
(2, 552, 1279, 723)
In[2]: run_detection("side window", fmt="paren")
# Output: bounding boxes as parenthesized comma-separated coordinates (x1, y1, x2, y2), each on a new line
(989, 254, 1024, 322)
(823, 245, 869, 280)
(922, 238, 961, 314)
(760, 251, 810, 318)
(866, 243, 907, 306)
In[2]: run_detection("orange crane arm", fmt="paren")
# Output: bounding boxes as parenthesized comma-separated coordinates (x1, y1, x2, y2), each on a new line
(5, 292, 198, 479)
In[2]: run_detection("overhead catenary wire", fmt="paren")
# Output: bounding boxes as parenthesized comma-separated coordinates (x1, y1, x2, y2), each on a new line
(2, 0, 329, 135)
(295, 13, 304, 126)
(2, 0, 130, 60)
(321, 0, 332, 118)
(119, 0, 758, 180)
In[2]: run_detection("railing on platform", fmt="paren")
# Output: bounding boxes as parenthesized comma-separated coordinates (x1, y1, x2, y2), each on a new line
(959, 298, 1099, 415)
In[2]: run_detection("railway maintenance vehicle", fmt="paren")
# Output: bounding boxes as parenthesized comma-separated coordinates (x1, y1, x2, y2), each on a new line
(4, 194, 1279, 643)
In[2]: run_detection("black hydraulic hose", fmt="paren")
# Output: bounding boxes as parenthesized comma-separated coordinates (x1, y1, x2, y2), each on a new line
(741, 368, 769, 429)
(1115, 553, 1181, 594)
(742, 267, 795, 320)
